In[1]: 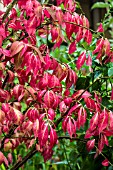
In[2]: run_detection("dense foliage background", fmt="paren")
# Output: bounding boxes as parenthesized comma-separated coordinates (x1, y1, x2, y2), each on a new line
(0, 0, 113, 169)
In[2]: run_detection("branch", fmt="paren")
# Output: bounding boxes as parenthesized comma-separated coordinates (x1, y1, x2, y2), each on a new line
(2, 0, 18, 23)
(10, 147, 37, 170)
(58, 136, 87, 143)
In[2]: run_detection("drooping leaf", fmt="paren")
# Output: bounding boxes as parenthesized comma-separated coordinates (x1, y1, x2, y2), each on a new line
(69, 41, 76, 54)
(102, 159, 109, 166)
(38, 123, 48, 147)
(86, 139, 95, 152)
(76, 51, 86, 70)
(50, 127, 57, 147)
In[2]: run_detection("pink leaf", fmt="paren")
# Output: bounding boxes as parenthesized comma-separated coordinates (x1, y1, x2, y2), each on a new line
(0, 152, 4, 165)
(76, 52, 86, 70)
(7, 153, 13, 164)
(59, 101, 67, 113)
(109, 111, 113, 130)
(67, 118, 76, 138)
(98, 135, 105, 153)
(13, 85, 25, 102)
(98, 109, 108, 134)
(69, 41, 76, 54)
(38, 123, 48, 147)
(77, 107, 87, 129)
(48, 108, 55, 120)
(50, 127, 57, 147)
(84, 30, 92, 45)
(102, 159, 109, 166)
(97, 23, 104, 33)
(68, 104, 81, 115)
(86, 54, 92, 66)
(104, 38, 110, 56)
(86, 139, 95, 152)
(44, 90, 56, 108)
(64, 97, 72, 106)
(93, 38, 104, 55)
(62, 116, 69, 132)
(33, 119, 39, 138)
(84, 97, 96, 111)
(89, 112, 99, 131)
(72, 90, 91, 100)
(27, 108, 39, 122)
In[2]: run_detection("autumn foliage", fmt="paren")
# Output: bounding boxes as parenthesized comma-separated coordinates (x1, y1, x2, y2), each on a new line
(0, 0, 113, 169)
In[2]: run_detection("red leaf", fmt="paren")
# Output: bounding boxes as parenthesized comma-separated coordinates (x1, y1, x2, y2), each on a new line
(44, 90, 56, 108)
(66, 69, 78, 88)
(93, 38, 104, 55)
(51, 26, 58, 42)
(57, 0, 64, 5)
(13, 107, 23, 125)
(98, 109, 108, 134)
(59, 101, 67, 113)
(109, 111, 113, 130)
(76, 52, 86, 70)
(68, 104, 81, 115)
(38, 123, 48, 147)
(84, 30, 92, 45)
(67, 118, 76, 138)
(77, 107, 87, 129)
(50, 127, 57, 147)
(69, 41, 76, 54)
(98, 135, 105, 153)
(7, 153, 12, 164)
(97, 23, 104, 33)
(0, 152, 4, 165)
(33, 119, 39, 138)
(86, 54, 92, 66)
(48, 75, 61, 90)
(62, 116, 69, 132)
(27, 108, 39, 122)
(72, 90, 91, 100)
(48, 108, 55, 120)
(89, 112, 99, 131)
(64, 97, 72, 106)
(104, 38, 110, 56)
(84, 97, 96, 111)
(13, 85, 25, 102)
(102, 159, 109, 166)
(65, 12, 74, 39)
(3, 0, 12, 6)
(86, 139, 95, 152)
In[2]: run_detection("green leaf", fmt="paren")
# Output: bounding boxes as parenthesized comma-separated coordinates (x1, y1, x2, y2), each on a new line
(21, 102, 27, 112)
(108, 67, 113, 76)
(91, 2, 109, 9)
